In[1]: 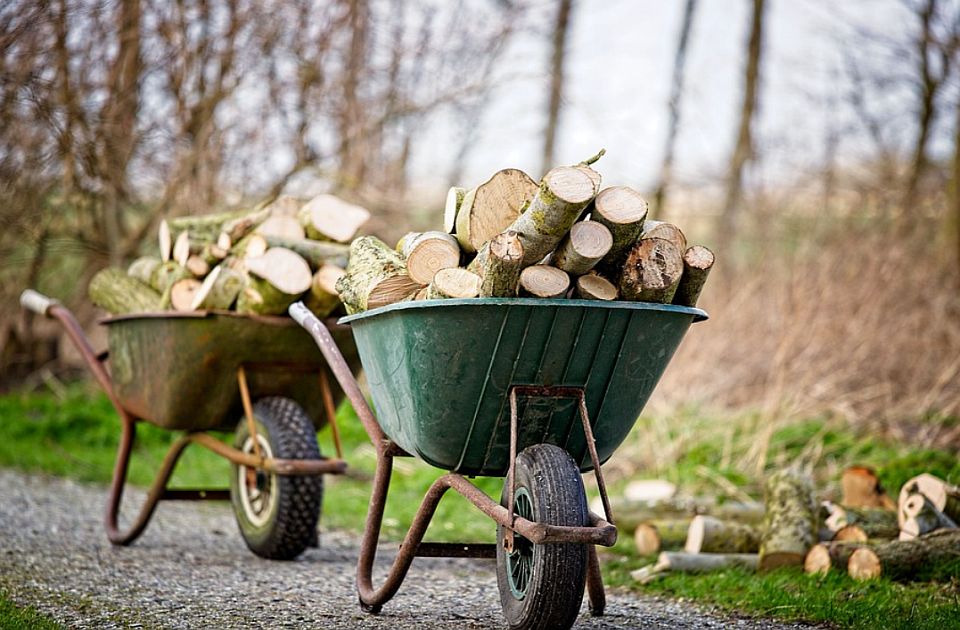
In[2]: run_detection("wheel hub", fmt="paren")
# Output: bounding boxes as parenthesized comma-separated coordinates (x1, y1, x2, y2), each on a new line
(237, 434, 277, 527)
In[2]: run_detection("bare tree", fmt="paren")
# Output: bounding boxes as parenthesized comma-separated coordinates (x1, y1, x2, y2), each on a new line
(542, 0, 574, 174)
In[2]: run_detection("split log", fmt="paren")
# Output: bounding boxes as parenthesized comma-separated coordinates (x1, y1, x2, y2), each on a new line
(899, 493, 958, 540)
(127, 256, 161, 285)
(804, 541, 865, 575)
(190, 265, 244, 311)
(509, 166, 597, 266)
(478, 231, 523, 297)
(551, 220, 612, 276)
(173, 230, 191, 267)
(169, 278, 202, 312)
(655, 551, 758, 573)
(758, 469, 817, 571)
(455, 169, 538, 254)
(898, 474, 960, 526)
(298, 194, 370, 242)
(444, 186, 466, 234)
(236, 248, 313, 316)
(575, 273, 617, 300)
(305, 265, 345, 318)
(185, 255, 210, 278)
(232, 233, 268, 259)
(398, 231, 461, 285)
(823, 504, 899, 540)
(426, 268, 481, 299)
(256, 215, 305, 240)
(519, 265, 570, 298)
(619, 238, 684, 303)
(88, 268, 161, 314)
(149, 261, 192, 295)
(841, 466, 896, 510)
(848, 529, 960, 581)
(159, 220, 172, 262)
(685, 515, 761, 554)
(336, 236, 420, 314)
(634, 519, 690, 555)
(672, 245, 715, 308)
(262, 236, 349, 269)
(590, 186, 648, 275)
(641, 220, 687, 252)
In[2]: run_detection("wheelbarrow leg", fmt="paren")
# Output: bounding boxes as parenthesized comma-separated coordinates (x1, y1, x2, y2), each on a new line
(586, 545, 606, 616)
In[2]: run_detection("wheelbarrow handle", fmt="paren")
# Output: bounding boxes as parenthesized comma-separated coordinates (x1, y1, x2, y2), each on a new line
(20, 289, 60, 317)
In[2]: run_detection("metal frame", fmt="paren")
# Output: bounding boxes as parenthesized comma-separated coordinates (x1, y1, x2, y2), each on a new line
(293, 304, 616, 617)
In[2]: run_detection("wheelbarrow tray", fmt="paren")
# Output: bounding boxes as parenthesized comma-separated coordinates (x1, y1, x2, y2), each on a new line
(102, 311, 361, 431)
(340, 298, 706, 476)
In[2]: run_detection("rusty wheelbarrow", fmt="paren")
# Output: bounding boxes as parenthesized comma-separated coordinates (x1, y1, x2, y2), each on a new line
(291, 297, 707, 630)
(20, 289, 361, 560)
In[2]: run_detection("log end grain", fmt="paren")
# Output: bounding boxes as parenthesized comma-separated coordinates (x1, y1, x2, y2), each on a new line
(847, 548, 882, 580)
(519, 265, 570, 298)
(803, 543, 832, 575)
(426, 267, 481, 299)
(575, 274, 617, 300)
(635, 523, 662, 556)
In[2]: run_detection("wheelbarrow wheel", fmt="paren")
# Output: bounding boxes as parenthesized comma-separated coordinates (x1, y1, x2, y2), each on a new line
(496, 444, 588, 630)
(229, 396, 323, 560)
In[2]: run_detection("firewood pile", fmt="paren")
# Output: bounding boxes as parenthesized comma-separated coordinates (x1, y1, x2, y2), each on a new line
(619, 467, 960, 583)
(336, 150, 715, 314)
(88, 195, 367, 317)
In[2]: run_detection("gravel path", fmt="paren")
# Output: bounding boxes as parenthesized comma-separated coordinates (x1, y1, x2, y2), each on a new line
(0, 470, 810, 629)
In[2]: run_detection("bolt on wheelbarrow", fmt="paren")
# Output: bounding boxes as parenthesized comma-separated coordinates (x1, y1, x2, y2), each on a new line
(20, 289, 362, 560)
(291, 296, 707, 630)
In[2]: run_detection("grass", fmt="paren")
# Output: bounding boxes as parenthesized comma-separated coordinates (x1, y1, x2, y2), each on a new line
(1, 383, 959, 627)
(0, 594, 60, 630)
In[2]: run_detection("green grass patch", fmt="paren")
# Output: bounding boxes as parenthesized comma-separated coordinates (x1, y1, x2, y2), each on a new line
(0, 594, 61, 630)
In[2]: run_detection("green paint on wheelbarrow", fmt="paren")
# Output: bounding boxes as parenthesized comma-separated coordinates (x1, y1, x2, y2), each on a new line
(340, 298, 707, 476)
(102, 311, 361, 431)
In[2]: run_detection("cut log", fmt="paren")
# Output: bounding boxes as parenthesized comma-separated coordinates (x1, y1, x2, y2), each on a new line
(220, 206, 271, 243)
(848, 529, 960, 581)
(641, 220, 687, 252)
(426, 268, 481, 299)
(758, 469, 817, 571)
(624, 479, 677, 503)
(596, 496, 767, 532)
(149, 261, 192, 295)
(804, 541, 865, 575)
(444, 186, 466, 234)
(634, 519, 690, 555)
(185, 255, 210, 278)
(305, 264, 345, 318)
(399, 231, 461, 285)
(655, 551, 758, 573)
(823, 504, 899, 539)
(619, 238, 684, 303)
(173, 230, 191, 267)
(519, 265, 570, 298)
(898, 474, 960, 526)
(190, 265, 244, 311)
(232, 233, 268, 259)
(127, 256, 161, 285)
(262, 236, 349, 269)
(551, 220, 612, 276)
(833, 525, 869, 543)
(841, 466, 896, 510)
(236, 248, 313, 316)
(574, 148, 604, 194)
(455, 169, 538, 254)
(672, 245, 715, 308)
(256, 215, 305, 240)
(899, 493, 958, 540)
(88, 268, 161, 314)
(478, 231, 523, 297)
(159, 220, 172, 262)
(201, 243, 229, 266)
(336, 236, 421, 314)
(263, 195, 305, 218)
(591, 186, 648, 275)
(298, 193, 371, 242)
(169, 278, 202, 312)
(685, 515, 761, 554)
(217, 232, 232, 251)
(413, 286, 429, 300)
(575, 273, 617, 300)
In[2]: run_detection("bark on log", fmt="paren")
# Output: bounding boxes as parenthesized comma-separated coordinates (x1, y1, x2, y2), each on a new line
(478, 231, 523, 297)
(444, 186, 466, 234)
(190, 265, 245, 311)
(169, 278, 202, 312)
(551, 220, 612, 276)
(634, 519, 690, 555)
(455, 169, 538, 254)
(519, 265, 570, 298)
(842, 465, 896, 510)
(255, 215, 305, 240)
(591, 186, 648, 275)
(641, 220, 687, 252)
(149, 261, 192, 295)
(758, 469, 817, 571)
(899, 493, 958, 540)
(804, 541, 865, 575)
(185, 255, 209, 278)
(262, 236, 349, 269)
(298, 194, 371, 242)
(336, 236, 420, 314)
(685, 515, 761, 554)
(619, 238, 684, 303)
(672, 245, 715, 307)
(848, 529, 960, 581)
(236, 248, 313, 316)
(575, 273, 617, 300)
(898, 474, 960, 526)
(127, 256, 161, 285)
(88, 268, 161, 314)
(426, 268, 481, 299)
(305, 264, 345, 318)
(655, 551, 758, 573)
(399, 231, 461, 285)
(823, 504, 899, 539)
(598, 496, 766, 532)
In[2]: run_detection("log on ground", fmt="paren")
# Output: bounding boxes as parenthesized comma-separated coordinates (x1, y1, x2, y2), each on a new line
(758, 468, 818, 571)
(823, 504, 899, 539)
(804, 541, 865, 575)
(619, 238, 684, 303)
(336, 236, 420, 313)
(634, 519, 690, 555)
(899, 493, 958, 540)
(455, 169, 537, 254)
(848, 529, 960, 581)
(89, 268, 161, 314)
(898, 474, 960, 526)
(842, 465, 896, 510)
(655, 551, 758, 573)
(685, 515, 761, 554)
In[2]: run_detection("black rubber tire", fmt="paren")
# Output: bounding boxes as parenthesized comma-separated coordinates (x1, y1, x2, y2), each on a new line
(229, 396, 323, 560)
(496, 444, 588, 630)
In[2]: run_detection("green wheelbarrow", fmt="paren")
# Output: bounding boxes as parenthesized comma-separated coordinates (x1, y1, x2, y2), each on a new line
(19, 290, 361, 561)
(291, 297, 707, 630)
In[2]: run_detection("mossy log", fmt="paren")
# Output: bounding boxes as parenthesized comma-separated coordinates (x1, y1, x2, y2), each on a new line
(575, 273, 617, 300)
(298, 193, 370, 242)
(899, 493, 958, 540)
(455, 169, 538, 254)
(477, 231, 523, 297)
(619, 238, 684, 303)
(88, 268, 161, 314)
(634, 519, 690, 555)
(823, 504, 900, 539)
(444, 186, 466, 234)
(673, 245, 715, 307)
(519, 265, 570, 298)
(166, 207, 268, 245)
(398, 231, 461, 285)
(655, 551, 758, 573)
(898, 474, 960, 526)
(336, 236, 420, 314)
(590, 186, 648, 276)
(685, 515, 761, 554)
(149, 261, 192, 295)
(426, 268, 481, 299)
(841, 465, 896, 510)
(804, 541, 865, 575)
(305, 264, 345, 318)
(262, 235, 349, 269)
(236, 248, 313, 316)
(848, 529, 960, 580)
(127, 256, 161, 285)
(758, 469, 818, 571)
(551, 220, 612, 276)
(190, 265, 244, 311)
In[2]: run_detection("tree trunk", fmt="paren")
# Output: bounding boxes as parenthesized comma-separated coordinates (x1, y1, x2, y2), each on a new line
(235, 248, 313, 316)
(426, 268, 481, 299)
(455, 169, 538, 254)
(541, 0, 574, 174)
(191, 265, 245, 311)
(477, 231, 523, 297)
(672, 245, 715, 307)
(685, 515, 761, 554)
(804, 541, 864, 575)
(848, 529, 960, 581)
(336, 236, 420, 313)
(591, 186, 648, 277)
(551, 220, 612, 276)
(519, 265, 570, 298)
(619, 238, 684, 303)
(634, 519, 690, 555)
(88, 268, 161, 314)
(575, 273, 617, 300)
(758, 468, 817, 571)
(398, 231, 461, 285)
